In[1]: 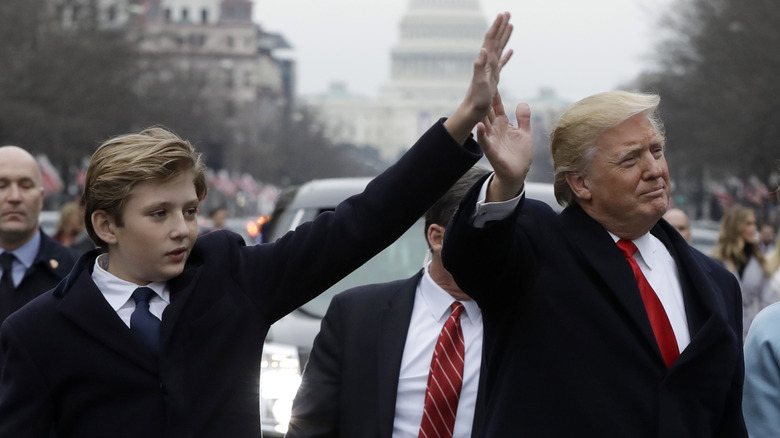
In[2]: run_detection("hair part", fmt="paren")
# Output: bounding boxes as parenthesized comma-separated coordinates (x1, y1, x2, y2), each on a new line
(551, 90, 665, 206)
(83, 126, 207, 250)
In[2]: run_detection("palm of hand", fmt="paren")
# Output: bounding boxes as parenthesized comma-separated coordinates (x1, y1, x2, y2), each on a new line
(480, 104, 534, 183)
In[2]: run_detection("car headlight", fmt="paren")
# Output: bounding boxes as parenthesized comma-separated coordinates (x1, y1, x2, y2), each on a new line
(260, 342, 302, 434)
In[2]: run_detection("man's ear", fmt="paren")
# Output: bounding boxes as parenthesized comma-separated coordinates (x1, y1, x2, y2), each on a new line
(427, 224, 445, 251)
(566, 172, 592, 201)
(92, 210, 118, 245)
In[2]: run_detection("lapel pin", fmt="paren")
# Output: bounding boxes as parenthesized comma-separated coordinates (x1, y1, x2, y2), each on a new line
(50, 259, 59, 269)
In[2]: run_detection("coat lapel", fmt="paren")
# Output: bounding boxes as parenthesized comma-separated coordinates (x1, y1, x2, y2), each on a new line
(56, 267, 158, 372)
(376, 271, 420, 438)
(161, 262, 203, 344)
(560, 205, 664, 364)
(651, 221, 736, 366)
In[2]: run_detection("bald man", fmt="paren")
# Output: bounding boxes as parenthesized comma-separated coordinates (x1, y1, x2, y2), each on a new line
(663, 208, 692, 244)
(0, 146, 76, 334)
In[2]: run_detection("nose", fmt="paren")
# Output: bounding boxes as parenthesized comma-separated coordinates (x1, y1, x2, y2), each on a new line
(641, 153, 664, 180)
(3, 183, 22, 202)
(170, 212, 191, 239)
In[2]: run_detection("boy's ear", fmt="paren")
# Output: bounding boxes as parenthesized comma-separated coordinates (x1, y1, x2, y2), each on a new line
(92, 210, 118, 245)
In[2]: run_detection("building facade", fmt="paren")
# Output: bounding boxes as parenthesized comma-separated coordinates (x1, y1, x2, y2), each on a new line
(305, 0, 570, 167)
(305, 0, 488, 161)
(48, 0, 293, 172)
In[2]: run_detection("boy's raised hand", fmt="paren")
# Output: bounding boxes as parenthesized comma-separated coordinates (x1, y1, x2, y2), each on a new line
(444, 12, 513, 144)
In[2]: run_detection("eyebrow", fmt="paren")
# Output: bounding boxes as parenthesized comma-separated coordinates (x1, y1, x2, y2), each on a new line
(615, 144, 645, 161)
(0, 176, 38, 185)
(143, 198, 200, 210)
(616, 137, 666, 160)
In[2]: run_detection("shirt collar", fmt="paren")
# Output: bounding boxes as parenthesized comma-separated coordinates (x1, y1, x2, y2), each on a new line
(608, 231, 660, 270)
(5, 230, 41, 270)
(419, 263, 481, 324)
(92, 253, 170, 311)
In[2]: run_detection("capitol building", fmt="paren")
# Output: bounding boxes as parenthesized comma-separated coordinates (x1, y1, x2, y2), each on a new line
(303, 0, 569, 180)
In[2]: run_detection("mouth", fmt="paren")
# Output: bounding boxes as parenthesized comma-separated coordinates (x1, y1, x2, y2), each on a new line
(1, 210, 25, 219)
(166, 247, 188, 261)
(641, 185, 666, 197)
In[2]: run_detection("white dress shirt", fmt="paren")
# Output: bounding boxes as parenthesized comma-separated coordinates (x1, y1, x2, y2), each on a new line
(473, 174, 691, 352)
(608, 232, 690, 352)
(92, 254, 170, 327)
(392, 263, 483, 438)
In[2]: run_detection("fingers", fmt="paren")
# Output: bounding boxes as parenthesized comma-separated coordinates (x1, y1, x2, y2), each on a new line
(497, 17, 512, 51)
(499, 49, 514, 69)
(492, 91, 506, 118)
(484, 12, 508, 44)
(515, 103, 532, 131)
(476, 122, 488, 146)
(484, 12, 512, 54)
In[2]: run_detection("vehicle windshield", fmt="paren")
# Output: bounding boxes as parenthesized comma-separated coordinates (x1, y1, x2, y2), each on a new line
(299, 220, 428, 317)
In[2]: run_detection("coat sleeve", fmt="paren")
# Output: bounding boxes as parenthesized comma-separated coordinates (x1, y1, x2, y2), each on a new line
(743, 303, 780, 437)
(442, 177, 536, 312)
(286, 295, 347, 438)
(236, 119, 482, 323)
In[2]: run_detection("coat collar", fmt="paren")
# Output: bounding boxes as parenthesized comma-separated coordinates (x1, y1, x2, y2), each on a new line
(56, 264, 159, 372)
(559, 204, 735, 369)
(51, 248, 204, 373)
(30, 229, 74, 278)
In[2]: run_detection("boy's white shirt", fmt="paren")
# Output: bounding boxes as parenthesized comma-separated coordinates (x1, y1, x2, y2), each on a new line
(92, 253, 170, 327)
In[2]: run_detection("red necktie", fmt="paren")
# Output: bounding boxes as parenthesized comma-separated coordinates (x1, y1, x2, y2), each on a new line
(419, 302, 465, 438)
(617, 239, 679, 368)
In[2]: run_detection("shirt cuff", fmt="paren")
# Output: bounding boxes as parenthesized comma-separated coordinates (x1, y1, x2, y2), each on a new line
(473, 173, 523, 228)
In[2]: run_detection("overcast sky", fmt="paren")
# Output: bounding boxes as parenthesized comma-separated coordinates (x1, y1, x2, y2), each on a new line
(253, 0, 673, 103)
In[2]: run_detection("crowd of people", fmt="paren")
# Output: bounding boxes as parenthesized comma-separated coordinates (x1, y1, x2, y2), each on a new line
(1, 11, 780, 438)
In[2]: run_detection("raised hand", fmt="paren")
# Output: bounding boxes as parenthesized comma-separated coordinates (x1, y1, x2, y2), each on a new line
(467, 12, 514, 118)
(478, 93, 534, 202)
(444, 12, 513, 145)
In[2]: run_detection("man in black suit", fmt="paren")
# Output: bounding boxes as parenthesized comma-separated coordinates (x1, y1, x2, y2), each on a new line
(0, 146, 76, 339)
(0, 13, 514, 438)
(287, 166, 489, 438)
(442, 91, 746, 436)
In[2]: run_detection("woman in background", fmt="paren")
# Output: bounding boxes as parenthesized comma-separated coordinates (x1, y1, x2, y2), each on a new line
(53, 201, 84, 247)
(712, 205, 773, 338)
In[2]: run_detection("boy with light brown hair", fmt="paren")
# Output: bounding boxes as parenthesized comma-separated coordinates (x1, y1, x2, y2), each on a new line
(0, 13, 514, 437)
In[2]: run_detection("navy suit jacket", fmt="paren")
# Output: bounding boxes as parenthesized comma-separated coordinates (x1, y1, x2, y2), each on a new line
(442, 179, 747, 437)
(0, 230, 76, 324)
(0, 120, 481, 438)
(0, 230, 76, 364)
(287, 271, 485, 438)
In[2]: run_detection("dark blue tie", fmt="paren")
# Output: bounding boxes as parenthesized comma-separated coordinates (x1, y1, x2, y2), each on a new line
(0, 252, 16, 321)
(130, 287, 161, 354)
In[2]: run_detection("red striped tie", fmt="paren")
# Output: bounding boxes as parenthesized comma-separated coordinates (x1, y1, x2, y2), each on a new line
(617, 239, 679, 368)
(419, 302, 465, 438)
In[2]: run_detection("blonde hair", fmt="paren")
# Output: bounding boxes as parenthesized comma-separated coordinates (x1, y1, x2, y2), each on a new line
(551, 91, 665, 206)
(83, 126, 207, 250)
(767, 241, 780, 274)
(712, 205, 768, 275)
(55, 201, 82, 235)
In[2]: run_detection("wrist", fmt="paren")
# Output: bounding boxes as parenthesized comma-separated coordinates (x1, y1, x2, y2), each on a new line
(444, 98, 487, 145)
(487, 174, 525, 203)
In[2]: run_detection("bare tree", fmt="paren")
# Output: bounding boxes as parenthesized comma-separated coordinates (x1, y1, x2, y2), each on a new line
(639, 0, 780, 181)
